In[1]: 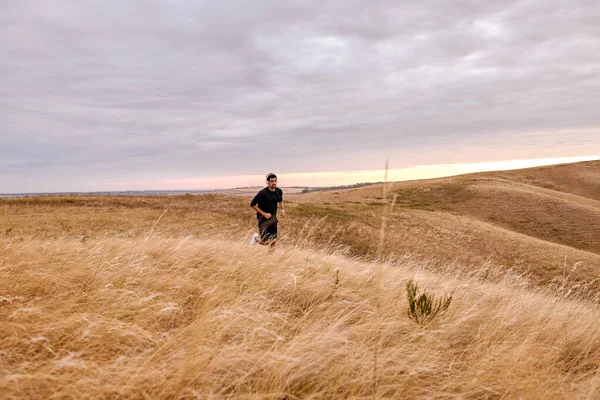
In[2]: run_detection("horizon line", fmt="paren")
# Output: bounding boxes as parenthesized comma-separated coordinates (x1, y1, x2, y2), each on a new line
(2, 155, 599, 196)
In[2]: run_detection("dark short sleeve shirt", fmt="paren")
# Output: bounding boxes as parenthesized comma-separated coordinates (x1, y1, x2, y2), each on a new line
(250, 187, 283, 220)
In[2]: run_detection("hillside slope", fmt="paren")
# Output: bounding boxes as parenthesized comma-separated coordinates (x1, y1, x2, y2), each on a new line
(287, 160, 600, 286)
(494, 160, 600, 201)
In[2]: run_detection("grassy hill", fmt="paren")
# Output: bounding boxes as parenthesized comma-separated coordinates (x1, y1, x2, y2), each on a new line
(2, 160, 600, 398)
(288, 160, 600, 287)
(2, 161, 599, 287)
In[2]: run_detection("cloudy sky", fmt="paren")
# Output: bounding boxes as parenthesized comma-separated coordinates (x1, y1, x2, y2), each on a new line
(1, 0, 599, 193)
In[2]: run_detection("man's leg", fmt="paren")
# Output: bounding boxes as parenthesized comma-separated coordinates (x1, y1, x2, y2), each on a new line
(257, 226, 270, 246)
(258, 231, 272, 246)
(259, 222, 278, 247)
(265, 222, 278, 249)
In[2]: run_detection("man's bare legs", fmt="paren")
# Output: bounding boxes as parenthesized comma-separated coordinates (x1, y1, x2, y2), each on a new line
(257, 236, 277, 250)
(251, 232, 277, 249)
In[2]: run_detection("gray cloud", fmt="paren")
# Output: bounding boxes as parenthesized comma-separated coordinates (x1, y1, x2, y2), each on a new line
(1, 0, 599, 192)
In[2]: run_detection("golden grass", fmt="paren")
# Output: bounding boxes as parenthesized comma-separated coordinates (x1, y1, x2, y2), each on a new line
(2, 172, 600, 287)
(3, 233, 600, 399)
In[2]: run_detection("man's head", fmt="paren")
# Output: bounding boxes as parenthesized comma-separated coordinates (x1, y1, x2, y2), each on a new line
(266, 173, 277, 191)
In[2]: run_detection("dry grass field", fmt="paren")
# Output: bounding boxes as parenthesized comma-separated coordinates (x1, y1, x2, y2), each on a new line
(2, 160, 600, 398)
(289, 160, 600, 287)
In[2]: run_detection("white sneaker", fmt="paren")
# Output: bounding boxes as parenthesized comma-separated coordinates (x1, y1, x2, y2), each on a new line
(250, 233, 259, 247)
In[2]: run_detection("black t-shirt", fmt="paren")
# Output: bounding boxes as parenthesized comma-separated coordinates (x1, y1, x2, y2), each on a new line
(250, 187, 283, 220)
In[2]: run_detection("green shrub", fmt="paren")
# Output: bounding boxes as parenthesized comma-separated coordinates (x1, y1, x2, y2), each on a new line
(406, 279, 453, 326)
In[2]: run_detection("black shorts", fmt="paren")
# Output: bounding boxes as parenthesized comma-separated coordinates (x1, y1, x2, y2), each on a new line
(258, 216, 278, 241)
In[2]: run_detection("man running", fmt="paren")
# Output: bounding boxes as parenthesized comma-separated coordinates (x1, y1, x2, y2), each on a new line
(250, 173, 285, 247)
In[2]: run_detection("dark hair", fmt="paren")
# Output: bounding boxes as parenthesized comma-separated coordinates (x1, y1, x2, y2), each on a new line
(266, 173, 277, 182)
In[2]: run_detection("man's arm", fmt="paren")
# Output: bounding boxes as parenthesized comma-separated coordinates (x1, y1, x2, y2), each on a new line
(250, 192, 271, 218)
(279, 200, 285, 217)
(252, 204, 271, 219)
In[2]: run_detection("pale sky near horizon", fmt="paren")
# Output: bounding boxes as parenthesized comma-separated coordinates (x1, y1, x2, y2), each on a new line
(1, 0, 600, 193)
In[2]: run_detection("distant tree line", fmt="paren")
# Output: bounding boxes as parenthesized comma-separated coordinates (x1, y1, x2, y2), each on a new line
(300, 182, 377, 193)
